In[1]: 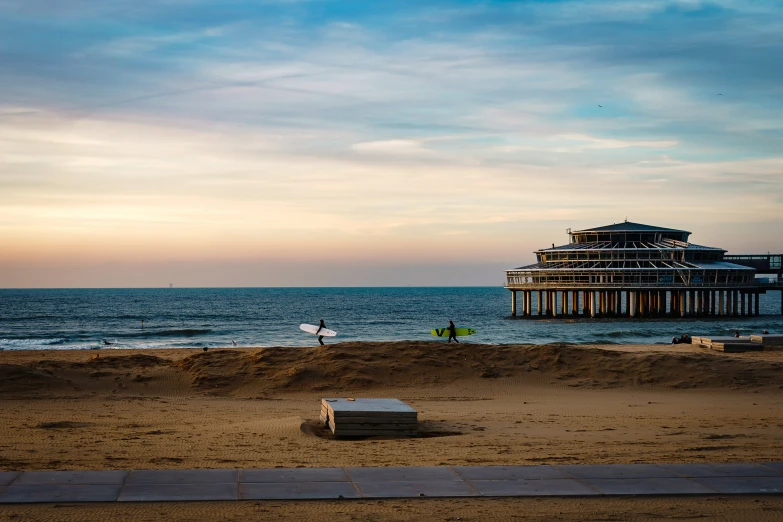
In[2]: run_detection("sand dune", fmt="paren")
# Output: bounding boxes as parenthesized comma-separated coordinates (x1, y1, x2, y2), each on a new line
(2, 342, 782, 398)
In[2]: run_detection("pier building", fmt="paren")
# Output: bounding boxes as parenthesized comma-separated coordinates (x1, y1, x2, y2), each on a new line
(505, 222, 778, 318)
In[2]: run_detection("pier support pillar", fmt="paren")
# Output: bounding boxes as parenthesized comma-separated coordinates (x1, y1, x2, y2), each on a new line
(630, 292, 637, 318)
(733, 290, 739, 316)
(583, 291, 590, 316)
(526, 291, 532, 317)
(719, 291, 724, 316)
(590, 291, 596, 318)
(537, 291, 543, 316)
(562, 291, 568, 316)
(741, 292, 746, 316)
(511, 291, 517, 317)
(755, 292, 760, 316)
(571, 291, 578, 316)
(680, 292, 686, 317)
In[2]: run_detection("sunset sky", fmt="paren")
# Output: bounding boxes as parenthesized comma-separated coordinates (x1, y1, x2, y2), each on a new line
(1, 0, 782, 287)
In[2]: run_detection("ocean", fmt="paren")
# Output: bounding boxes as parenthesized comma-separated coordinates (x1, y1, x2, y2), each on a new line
(0, 287, 781, 350)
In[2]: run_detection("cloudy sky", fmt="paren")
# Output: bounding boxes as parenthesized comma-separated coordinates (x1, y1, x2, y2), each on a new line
(1, 0, 782, 287)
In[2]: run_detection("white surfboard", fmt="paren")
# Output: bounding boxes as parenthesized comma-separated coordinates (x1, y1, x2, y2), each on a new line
(299, 324, 337, 337)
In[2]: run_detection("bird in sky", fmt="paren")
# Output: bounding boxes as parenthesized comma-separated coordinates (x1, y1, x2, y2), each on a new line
(598, 104, 603, 107)
(717, 93, 723, 96)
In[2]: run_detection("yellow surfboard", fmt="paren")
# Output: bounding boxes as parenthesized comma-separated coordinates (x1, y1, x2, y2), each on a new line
(430, 327, 476, 337)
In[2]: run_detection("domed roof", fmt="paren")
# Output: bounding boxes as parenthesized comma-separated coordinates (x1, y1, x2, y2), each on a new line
(571, 221, 690, 235)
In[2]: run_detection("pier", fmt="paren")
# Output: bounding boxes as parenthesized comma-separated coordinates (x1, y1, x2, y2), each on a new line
(505, 222, 782, 318)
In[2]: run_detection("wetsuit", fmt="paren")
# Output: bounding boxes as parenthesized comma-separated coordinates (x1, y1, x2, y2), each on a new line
(448, 322, 459, 343)
(316, 321, 326, 346)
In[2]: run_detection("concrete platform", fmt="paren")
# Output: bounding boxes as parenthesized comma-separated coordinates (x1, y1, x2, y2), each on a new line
(711, 342, 764, 353)
(321, 398, 418, 437)
(751, 334, 783, 346)
(698, 336, 753, 347)
(0, 462, 781, 503)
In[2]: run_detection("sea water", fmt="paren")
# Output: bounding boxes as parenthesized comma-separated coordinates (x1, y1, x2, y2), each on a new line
(0, 287, 781, 350)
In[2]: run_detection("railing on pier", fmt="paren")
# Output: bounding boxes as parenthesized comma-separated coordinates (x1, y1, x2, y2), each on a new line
(725, 254, 782, 275)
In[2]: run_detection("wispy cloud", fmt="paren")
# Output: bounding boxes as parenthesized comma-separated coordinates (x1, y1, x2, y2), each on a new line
(351, 139, 429, 155)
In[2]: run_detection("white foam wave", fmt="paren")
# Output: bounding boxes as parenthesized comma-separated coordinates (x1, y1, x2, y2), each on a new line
(0, 338, 103, 350)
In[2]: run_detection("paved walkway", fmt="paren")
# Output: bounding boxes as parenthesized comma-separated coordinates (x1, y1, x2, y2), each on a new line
(0, 463, 782, 503)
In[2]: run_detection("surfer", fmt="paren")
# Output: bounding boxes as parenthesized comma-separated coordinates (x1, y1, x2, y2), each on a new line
(316, 319, 327, 346)
(448, 320, 459, 344)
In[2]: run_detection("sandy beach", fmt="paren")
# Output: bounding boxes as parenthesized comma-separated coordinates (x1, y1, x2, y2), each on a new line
(1, 342, 782, 520)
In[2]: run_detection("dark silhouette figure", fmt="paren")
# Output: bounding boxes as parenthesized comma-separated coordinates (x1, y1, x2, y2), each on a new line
(448, 320, 459, 344)
(316, 319, 327, 346)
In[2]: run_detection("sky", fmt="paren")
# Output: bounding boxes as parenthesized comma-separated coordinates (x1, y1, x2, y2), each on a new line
(1, 0, 782, 287)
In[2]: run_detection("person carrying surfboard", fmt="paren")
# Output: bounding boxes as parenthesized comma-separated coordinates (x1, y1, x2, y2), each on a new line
(448, 320, 459, 344)
(316, 319, 327, 346)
